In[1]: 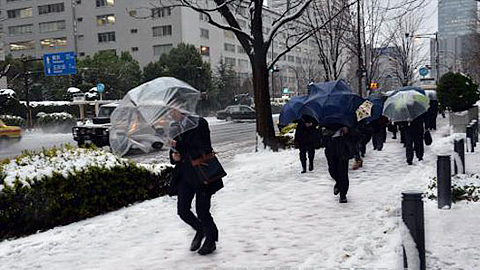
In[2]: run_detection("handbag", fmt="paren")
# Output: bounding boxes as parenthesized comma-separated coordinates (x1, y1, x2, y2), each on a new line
(424, 130, 432, 145)
(190, 153, 227, 184)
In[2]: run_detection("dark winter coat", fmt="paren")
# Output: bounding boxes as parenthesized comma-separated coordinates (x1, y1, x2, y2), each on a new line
(408, 113, 426, 137)
(294, 119, 320, 148)
(169, 116, 224, 195)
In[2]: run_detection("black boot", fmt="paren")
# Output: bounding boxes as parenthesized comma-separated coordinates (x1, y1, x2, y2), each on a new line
(309, 161, 314, 171)
(198, 238, 216, 255)
(301, 160, 306, 173)
(190, 229, 204, 251)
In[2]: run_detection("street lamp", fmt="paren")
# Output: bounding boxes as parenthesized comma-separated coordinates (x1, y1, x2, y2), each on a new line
(405, 32, 439, 83)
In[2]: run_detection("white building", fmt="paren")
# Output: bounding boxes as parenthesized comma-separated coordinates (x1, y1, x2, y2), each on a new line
(0, 0, 320, 96)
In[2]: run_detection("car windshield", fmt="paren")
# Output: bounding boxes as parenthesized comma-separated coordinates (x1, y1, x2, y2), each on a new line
(98, 106, 117, 117)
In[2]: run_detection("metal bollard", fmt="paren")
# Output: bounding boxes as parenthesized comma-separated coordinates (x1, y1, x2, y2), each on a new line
(437, 155, 452, 209)
(466, 125, 474, 153)
(453, 138, 465, 174)
(473, 120, 479, 144)
(402, 192, 426, 270)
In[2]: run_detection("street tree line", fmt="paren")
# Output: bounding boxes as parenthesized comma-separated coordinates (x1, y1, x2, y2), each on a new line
(0, 44, 246, 113)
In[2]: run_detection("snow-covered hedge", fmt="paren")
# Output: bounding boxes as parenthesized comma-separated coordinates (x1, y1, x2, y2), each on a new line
(0, 115, 25, 127)
(0, 145, 173, 240)
(36, 112, 77, 133)
(426, 174, 480, 202)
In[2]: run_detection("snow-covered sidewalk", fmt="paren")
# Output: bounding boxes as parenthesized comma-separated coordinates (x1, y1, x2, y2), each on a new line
(0, 116, 479, 269)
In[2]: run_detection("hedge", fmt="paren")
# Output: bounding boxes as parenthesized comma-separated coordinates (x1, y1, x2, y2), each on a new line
(36, 112, 77, 133)
(0, 115, 25, 127)
(0, 146, 173, 241)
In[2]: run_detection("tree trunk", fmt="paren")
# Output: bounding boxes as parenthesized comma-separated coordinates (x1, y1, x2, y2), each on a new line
(252, 54, 277, 150)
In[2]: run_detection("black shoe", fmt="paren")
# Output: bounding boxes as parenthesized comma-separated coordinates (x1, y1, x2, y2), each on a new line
(407, 161, 413, 165)
(339, 196, 348, 203)
(190, 229, 204, 251)
(418, 158, 423, 161)
(301, 169, 306, 174)
(198, 239, 216, 255)
(333, 185, 340, 195)
(309, 163, 313, 171)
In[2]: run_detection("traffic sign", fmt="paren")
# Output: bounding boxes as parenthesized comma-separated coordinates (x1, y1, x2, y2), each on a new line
(283, 88, 289, 94)
(43, 52, 77, 76)
(96, 83, 105, 93)
(419, 67, 429, 77)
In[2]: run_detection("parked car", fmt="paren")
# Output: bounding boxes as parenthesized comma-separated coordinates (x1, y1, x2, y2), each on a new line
(0, 119, 22, 142)
(216, 105, 256, 121)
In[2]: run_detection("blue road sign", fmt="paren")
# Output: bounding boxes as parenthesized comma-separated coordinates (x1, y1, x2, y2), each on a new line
(419, 67, 429, 77)
(96, 83, 105, 93)
(43, 52, 77, 76)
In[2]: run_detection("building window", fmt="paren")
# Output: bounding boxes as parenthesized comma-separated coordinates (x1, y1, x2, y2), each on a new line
(8, 24, 33, 36)
(238, 59, 249, 69)
(77, 17, 83, 22)
(10, 40, 35, 51)
(224, 43, 235, 53)
(97, 14, 115, 26)
(152, 7, 171, 18)
(38, 3, 65, 15)
(152, 25, 172, 37)
(199, 13, 208, 22)
(98, 32, 116, 43)
(132, 47, 138, 52)
(224, 57, 236, 67)
(238, 46, 246, 54)
(96, 0, 114, 7)
(79, 52, 85, 57)
(131, 29, 138, 33)
(128, 9, 137, 17)
(39, 20, 66, 33)
(40, 37, 67, 49)
(78, 34, 84, 40)
(200, 28, 209, 39)
(288, 55, 295, 62)
(7, 7, 33, 19)
(200, 46, 210, 56)
(153, 44, 173, 56)
(224, 30, 234, 39)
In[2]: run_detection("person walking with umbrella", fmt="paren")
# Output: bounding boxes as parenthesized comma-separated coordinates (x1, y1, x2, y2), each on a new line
(294, 114, 320, 173)
(403, 113, 427, 165)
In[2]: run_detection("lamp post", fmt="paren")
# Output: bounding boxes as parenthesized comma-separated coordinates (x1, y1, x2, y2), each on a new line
(405, 32, 439, 83)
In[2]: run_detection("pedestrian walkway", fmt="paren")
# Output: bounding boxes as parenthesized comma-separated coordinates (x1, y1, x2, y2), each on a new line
(0, 115, 479, 269)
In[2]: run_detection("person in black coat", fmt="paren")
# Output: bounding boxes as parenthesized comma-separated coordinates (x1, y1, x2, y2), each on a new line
(323, 125, 354, 203)
(426, 100, 438, 130)
(371, 116, 388, 151)
(404, 113, 427, 165)
(169, 110, 223, 255)
(294, 115, 319, 173)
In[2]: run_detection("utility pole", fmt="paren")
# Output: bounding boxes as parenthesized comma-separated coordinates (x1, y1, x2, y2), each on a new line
(356, 0, 363, 97)
(22, 59, 32, 129)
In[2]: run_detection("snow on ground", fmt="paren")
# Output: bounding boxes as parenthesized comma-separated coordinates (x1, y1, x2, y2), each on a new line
(0, 115, 480, 269)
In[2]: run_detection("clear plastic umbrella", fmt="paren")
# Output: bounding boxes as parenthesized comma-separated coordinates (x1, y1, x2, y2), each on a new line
(109, 77, 201, 156)
(383, 90, 430, 122)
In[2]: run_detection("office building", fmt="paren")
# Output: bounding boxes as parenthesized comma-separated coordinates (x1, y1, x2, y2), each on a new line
(0, 0, 320, 96)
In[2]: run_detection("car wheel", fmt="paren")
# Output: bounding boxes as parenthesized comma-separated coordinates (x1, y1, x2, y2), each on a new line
(227, 116, 232, 121)
(152, 141, 163, 150)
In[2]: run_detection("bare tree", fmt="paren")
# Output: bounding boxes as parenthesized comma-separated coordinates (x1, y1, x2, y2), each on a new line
(387, 11, 427, 86)
(140, 0, 357, 149)
(305, 0, 352, 81)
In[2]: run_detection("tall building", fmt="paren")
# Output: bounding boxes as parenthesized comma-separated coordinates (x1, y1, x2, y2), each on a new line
(0, 0, 318, 96)
(436, 0, 478, 79)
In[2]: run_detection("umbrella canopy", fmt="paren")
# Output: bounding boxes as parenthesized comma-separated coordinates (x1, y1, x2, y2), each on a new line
(383, 90, 430, 122)
(278, 95, 314, 125)
(425, 90, 438, 101)
(109, 77, 201, 156)
(304, 80, 364, 127)
(389, 85, 426, 96)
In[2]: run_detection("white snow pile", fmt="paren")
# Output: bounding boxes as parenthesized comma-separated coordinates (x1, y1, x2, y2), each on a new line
(0, 89, 16, 99)
(0, 146, 128, 191)
(67, 87, 81, 94)
(37, 112, 75, 120)
(20, 101, 71, 107)
(426, 173, 480, 202)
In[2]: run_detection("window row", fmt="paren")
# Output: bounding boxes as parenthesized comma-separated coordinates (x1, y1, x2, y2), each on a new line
(8, 3, 64, 19)
(10, 37, 67, 51)
(8, 21, 66, 35)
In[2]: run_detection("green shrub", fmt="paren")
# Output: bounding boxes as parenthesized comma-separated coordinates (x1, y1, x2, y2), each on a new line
(426, 174, 480, 202)
(437, 72, 480, 112)
(0, 115, 25, 127)
(36, 112, 77, 133)
(0, 162, 173, 241)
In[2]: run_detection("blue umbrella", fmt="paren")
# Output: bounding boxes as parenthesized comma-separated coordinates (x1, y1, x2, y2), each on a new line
(304, 80, 364, 127)
(278, 95, 313, 125)
(364, 95, 385, 123)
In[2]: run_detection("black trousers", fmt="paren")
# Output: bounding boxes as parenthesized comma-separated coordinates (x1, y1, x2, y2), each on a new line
(325, 139, 350, 197)
(177, 178, 218, 241)
(299, 145, 315, 165)
(405, 132, 424, 162)
(372, 128, 386, 150)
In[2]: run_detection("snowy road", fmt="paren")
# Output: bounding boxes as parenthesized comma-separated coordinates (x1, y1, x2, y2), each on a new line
(0, 132, 75, 159)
